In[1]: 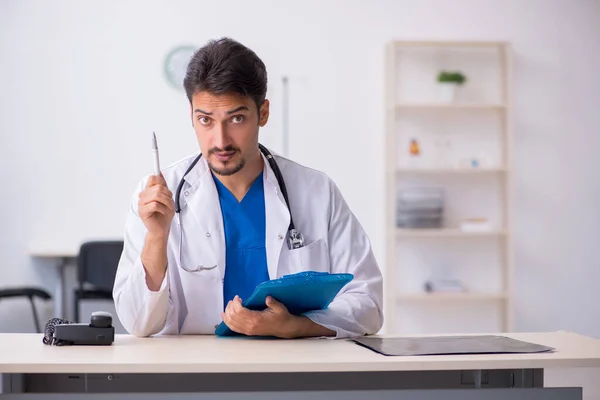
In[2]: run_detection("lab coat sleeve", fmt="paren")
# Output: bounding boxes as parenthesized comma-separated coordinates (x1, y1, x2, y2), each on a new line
(113, 177, 171, 337)
(303, 180, 384, 338)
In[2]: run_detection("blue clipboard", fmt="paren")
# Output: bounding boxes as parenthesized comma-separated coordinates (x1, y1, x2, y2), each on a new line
(215, 271, 353, 336)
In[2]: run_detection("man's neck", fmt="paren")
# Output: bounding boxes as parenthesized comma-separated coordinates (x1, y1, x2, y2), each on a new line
(215, 150, 264, 201)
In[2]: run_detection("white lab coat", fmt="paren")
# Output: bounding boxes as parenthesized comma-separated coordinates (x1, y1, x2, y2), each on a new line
(113, 151, 384, 338)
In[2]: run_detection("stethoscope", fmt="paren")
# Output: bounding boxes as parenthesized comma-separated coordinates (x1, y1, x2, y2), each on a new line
(173, 144, 305, 273)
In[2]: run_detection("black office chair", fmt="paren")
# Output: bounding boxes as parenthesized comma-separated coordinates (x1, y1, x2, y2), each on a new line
(0, 287, 52, 333)
(73, 240, 124, 323)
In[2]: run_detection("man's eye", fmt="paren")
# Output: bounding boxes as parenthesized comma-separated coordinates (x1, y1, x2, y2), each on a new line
(231, 115, 245, 124)
(198, 116, 211, 125)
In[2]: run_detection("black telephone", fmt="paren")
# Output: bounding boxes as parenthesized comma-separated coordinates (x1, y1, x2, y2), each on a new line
(43, 311, 115, 346)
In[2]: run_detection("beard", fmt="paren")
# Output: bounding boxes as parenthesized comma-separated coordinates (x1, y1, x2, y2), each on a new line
(207, 145, 245, 176)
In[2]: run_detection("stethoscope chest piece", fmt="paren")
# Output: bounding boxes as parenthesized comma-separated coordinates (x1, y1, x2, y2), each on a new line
(287, 229, 305, 250)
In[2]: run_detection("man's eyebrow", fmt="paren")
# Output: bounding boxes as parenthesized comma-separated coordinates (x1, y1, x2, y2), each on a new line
(227, 106, 250, 114)
(193, 106, 250, 115)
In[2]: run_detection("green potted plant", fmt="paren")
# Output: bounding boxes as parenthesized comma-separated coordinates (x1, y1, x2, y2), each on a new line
(436, 71, 467, 103)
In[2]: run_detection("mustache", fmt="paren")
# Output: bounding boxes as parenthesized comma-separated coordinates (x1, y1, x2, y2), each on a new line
(208, 146, 239, 155)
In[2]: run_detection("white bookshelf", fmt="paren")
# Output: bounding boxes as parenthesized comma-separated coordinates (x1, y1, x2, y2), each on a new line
(396, 104, 506, 110)
(397, 293, 508, 302)
(395, 228, 508, 238)
(384, 41, 513, 334)
(396, 168, 508, 174)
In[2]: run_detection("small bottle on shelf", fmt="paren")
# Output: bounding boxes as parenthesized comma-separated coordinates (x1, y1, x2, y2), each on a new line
(408, 138, 421, 168)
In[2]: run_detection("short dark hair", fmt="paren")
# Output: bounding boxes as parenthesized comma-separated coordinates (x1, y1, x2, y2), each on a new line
(183, 38, 268, 113)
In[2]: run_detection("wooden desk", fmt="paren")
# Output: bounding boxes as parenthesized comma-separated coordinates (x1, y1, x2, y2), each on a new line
(1, 331, 598, 398)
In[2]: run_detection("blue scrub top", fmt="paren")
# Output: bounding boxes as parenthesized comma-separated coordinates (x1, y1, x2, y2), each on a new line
(212, 172, 270, 308)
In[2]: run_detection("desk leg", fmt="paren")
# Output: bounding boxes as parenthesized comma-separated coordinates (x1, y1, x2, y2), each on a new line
(54, 257, 69, 319)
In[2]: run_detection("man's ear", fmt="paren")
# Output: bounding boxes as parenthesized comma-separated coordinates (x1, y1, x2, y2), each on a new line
(259, 99, 270, 127)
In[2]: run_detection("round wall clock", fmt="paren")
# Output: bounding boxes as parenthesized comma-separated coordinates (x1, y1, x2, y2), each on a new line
(164, 45, 197, 90)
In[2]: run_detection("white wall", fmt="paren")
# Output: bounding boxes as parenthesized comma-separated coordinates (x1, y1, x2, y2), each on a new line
(1, 0, 599, 339)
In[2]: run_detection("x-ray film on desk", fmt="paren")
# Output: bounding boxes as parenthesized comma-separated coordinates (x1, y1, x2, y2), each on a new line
(352, 335, 555, 356)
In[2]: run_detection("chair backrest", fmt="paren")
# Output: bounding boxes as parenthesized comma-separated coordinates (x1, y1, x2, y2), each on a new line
(77, 240, 124, 292)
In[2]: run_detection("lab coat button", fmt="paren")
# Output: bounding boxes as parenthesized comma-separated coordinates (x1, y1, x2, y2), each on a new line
(184, 191, 189, 196)
(278, 234, 284, 240)
(206, 232, 211, 238)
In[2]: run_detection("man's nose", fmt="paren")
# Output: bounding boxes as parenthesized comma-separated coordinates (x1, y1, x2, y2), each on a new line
(213, 123, 233, 150)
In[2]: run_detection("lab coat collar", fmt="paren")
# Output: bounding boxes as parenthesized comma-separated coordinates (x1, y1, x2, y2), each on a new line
(182, 153, 209, 190)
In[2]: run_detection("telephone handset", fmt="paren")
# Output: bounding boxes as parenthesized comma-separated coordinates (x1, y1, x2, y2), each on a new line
(43, 311, 115, 346)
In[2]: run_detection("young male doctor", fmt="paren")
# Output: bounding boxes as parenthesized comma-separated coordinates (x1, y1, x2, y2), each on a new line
(113, 37, 383, 338)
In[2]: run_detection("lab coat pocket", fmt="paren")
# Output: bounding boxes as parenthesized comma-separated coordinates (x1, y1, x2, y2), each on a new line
(285, 238, 331, 274)
(178, 267, 223, 335)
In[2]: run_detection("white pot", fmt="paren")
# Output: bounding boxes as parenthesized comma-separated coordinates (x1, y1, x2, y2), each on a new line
(437, 83, 457, 103)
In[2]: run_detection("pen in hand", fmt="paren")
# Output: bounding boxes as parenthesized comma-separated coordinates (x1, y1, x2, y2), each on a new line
(141, 132, 173, 287)
(152, 131, 161, 176)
